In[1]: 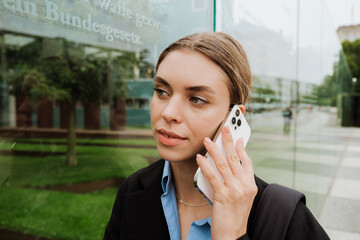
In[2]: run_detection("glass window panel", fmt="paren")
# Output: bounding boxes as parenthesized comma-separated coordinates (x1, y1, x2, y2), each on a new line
(217, 2, 355, 238)
(1, 0, 357, 239)
(0, 0, 213, 239)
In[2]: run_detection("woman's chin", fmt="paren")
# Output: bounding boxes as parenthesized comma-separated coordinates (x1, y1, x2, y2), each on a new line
(157, 148, 196, 163)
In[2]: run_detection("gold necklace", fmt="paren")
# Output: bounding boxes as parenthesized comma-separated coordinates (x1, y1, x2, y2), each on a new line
(175, 195, 210, 207)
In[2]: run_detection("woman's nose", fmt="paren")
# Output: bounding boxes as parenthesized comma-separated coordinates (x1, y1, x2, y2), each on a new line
(161, 96, 183, 123)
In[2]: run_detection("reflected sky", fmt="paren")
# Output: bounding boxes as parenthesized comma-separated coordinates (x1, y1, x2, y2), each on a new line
(218, 0, 345, 84)
(325, 0, 360, 28)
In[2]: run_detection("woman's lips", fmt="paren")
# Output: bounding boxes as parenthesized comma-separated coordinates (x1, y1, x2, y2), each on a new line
(157, 129, 186, 146)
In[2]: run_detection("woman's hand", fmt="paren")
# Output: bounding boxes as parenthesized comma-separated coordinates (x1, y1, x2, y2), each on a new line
(196, 125, 258, 240)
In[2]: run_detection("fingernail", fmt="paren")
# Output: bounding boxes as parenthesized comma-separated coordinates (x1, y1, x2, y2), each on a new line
(224, 126, 230, 134)
(204, 137, 211, 143)
(196, 154, 202, 159)
(239, 138, 244, 144)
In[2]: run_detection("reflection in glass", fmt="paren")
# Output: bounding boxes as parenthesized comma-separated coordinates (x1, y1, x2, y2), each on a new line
(1, 0, 356, 239)
(217, 0, 352, 225)
(0, 1, 214, 239)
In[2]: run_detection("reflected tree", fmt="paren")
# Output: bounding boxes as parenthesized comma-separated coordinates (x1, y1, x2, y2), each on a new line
(317, 48, 353, 107)
(7, 35, 153, 164)
(7, 38, 42, 127)
(342, 39, 360, 92)
(9, 38, 104, 166)
(317, 74, 337, 106)
(340, 40, 360, 126)
(37, 44, 104, 166)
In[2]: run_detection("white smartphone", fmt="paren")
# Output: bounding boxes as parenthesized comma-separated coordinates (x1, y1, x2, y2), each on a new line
(193, 105, 251, 204)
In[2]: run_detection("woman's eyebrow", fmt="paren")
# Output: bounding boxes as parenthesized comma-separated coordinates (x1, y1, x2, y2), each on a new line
(154, 76, 170, 87)
(154, 76, 215, 94)
(186, 85, 216, 94)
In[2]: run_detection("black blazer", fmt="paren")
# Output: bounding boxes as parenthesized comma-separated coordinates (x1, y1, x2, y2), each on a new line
(104, 159, 169, 239)
(104, 159, 329, 240)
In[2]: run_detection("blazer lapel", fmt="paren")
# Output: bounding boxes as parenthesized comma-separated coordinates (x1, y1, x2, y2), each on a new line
(125, 160, 170, 239)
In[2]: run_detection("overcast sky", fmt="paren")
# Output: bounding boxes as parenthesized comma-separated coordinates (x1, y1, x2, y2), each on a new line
(224, 0, 357, 83)
(325, 0, 360, 29)
(227, 0, 360, 48)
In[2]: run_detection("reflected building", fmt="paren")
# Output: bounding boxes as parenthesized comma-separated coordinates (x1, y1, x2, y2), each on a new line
(0, 0, 213, 130)
(337, 24, 360, 42)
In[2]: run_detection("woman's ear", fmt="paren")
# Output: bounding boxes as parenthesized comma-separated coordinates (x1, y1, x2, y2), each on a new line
(238, 104, 246, 115)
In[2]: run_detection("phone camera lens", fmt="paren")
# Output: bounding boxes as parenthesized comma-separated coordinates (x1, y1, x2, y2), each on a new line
(235, 109, 240, 116)
(237, 119, 242, 127)
(232, 117, 236, 124)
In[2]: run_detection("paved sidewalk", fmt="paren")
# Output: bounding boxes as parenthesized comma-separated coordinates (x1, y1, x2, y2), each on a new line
(247, 110, 360, 240)
(318, 127, 360, 239)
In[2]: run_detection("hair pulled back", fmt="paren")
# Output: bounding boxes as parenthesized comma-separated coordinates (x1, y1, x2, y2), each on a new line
(156, 32, 252, 105)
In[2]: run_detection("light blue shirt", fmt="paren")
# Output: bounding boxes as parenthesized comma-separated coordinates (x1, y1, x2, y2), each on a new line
(161, 160, 212, 240)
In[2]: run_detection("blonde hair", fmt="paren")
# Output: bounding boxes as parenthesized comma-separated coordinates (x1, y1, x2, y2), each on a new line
(156, 32, 252, 105)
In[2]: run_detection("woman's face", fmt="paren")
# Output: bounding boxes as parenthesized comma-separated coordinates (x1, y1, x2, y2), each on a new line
(151, 50, 231, 162)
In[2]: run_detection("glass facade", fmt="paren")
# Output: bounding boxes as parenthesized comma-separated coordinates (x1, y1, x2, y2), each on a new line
(0, 0, 358, 239)
(219, 1, 357, 238)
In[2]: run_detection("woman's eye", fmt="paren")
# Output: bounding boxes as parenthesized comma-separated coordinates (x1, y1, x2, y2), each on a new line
(190, 96, 207, 105)
(154, 88, 169, 97)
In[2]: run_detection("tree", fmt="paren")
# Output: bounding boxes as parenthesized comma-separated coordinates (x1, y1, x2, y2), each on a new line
(340, 40, 360, 126)
(317, 74, 337, 106)
(342, 39, 360, 93)
(7, 36, 152, 164)
(37, 43, 104, 165)
(316, 46, 354, 107)
(9, 38, 105, 166)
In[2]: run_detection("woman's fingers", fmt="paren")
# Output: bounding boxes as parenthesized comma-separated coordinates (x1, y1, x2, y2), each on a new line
(196, 154, 224, 192)
(199, 124, 258, 240)
(199, 125, 255, 192)
(203, 137, 235, 186)
(221, 126, 243, 178)
(235, 137, 254, 175)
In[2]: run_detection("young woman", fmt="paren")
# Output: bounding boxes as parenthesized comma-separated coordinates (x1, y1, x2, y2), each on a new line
(104, 32, 329, 240)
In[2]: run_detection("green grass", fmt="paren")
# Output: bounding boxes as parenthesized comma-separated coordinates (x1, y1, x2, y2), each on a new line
(0, 142, 68, 153)
(2, 137, 156, 146)
(0, 138, 160, 240)
(0, 186, 117, 240)
(126, 126, 152, 130)
(0, 139, 159, 188)
(1, 141, 156, 154)
(0, 146, 158, 187)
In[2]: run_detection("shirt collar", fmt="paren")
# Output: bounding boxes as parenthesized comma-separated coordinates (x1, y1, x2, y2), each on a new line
(194, 217, 212, 226)
(161, 160, 172, 194)
(161, 160, 212, 227)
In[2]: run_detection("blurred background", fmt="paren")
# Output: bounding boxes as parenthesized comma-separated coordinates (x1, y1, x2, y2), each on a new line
(0, 0, 359, 239)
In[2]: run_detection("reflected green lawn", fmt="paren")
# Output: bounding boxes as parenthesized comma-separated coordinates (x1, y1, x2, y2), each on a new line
(0, 186, 117, 240)
(0, 140, 159, 240)
(1, 146, 158, 187)
(13, 138, 157, 146)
